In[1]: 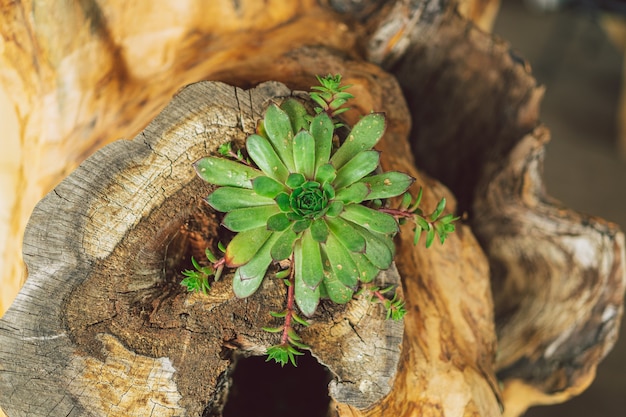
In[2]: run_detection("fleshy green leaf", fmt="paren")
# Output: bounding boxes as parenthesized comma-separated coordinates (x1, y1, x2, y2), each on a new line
(266, 344, 303, 367)
(206, 248, 218, 263)
(294, 270, 320, 317)
(232, 233, 279, 298)
(264, 104, 295, 171)
(310, 112, 334, 170)
(286, 173, 306, 189)
(329, 98, 348, 110)
(410, 187, 424, 211)
(358, 172, 415, 200)
(252, 176, 286, 198)
(292, 219, 311, 233)
(222, 205, 280, 232)
(425, 226, 435, 248)
(334, 182, 370, 204)
(194, 157, 261, 189)
(271, 228, 298, 261)
(400, 192, 412, 209)
(206, 187, 275, 212)
(225, 227, 272, 267)
(340, 204, 398, 235)
(439, 213, 459, 224)
(275, 192, 290, 212)
(291, 313, 310, 327)
(413, 225, 423, 245)
(349, 223, 394, 269)
(310, 219, 329, 242)
(325, 201, 344, 217)
(333, 150, 380, 190)
(322, 182, 335, 200)
(321, 268, 354, 304)
(315, 163, 337, 184)
(352, 252, 380, 283)
(246, 134, 289, 182)
(262, 326, 284, 333)
(297, 229, 325, 289)
(330, 113, 386, 169)
(293, 130, 316, 179)
(430, 198, 447, 221)
(326, 217, 366, 253)
(415, 216, 430, 231)
(310, 94, 327, 109)
(323, 233, 359, 288)
(287, 212, 304, 221)
(267, 213, 292, 231)
(281, 99, 309, 133)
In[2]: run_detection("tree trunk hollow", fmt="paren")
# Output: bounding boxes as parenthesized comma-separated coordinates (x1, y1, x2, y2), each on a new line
(0, 1, 624, 417)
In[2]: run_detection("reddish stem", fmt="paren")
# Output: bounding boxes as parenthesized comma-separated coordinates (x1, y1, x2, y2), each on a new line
(281, 258, 296, 345)
(213, 258, 226, 269)
(378, 207, 414, 219)
(228, 150, 252, 166)
(373, 290, 388, 304)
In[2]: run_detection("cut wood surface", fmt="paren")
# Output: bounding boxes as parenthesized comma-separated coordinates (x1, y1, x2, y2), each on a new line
(0, 78, 498, 416)
(1, 0, 624, 416)
(0, 0, 500, 317)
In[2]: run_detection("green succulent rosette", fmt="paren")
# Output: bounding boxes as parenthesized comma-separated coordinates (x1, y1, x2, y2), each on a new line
(193, 99, 413, 316)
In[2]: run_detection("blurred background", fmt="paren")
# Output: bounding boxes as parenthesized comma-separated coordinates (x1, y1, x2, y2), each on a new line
(494, 1, 626, 415)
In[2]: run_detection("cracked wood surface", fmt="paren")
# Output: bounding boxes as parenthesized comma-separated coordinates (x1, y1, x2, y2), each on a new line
(0, 0, 500, 319)
(1, 1, 624, 416)
(0, 76, 501, 416)
(0, 81, 407, 416)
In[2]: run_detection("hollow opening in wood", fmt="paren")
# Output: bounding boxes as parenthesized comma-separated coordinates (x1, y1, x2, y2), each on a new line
(218, 352, 333, 417)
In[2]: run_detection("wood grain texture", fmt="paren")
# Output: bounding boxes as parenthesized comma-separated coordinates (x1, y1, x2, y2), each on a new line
(0, 0, 357, 318)
(383, 8, 626, 415)
(0, 1, 624, 416)
(474, 127, 626, 416)
(0, 74, 502, 417)
(0, 81, 407, 417)
(0, 0, 506, 324)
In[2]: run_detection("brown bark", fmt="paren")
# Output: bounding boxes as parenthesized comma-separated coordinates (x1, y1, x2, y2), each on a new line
(0, 77, 498, 416)
(0, 1, 624, 417)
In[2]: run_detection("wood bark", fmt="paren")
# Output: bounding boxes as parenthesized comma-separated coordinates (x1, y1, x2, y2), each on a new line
(0, 0, 499, 317)
(0, 1, 624, 417)
(384, 9, 626, 414)
(0, 77, 497, 416)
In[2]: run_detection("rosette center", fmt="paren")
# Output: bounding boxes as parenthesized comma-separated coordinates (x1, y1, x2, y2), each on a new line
(289, 181, 331, 219)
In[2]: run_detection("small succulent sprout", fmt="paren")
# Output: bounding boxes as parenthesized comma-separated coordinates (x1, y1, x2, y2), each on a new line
(310, 74, 355, 122)
(194, 98, 413, 318)
(181, 248, 224, 294)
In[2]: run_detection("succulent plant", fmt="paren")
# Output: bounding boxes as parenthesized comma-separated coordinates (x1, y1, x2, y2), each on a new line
(184, 75, 458, 365)
(193, 98, 413, 317)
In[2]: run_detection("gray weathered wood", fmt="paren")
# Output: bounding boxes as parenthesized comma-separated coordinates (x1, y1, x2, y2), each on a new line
(0, 81, 403, 416)
(1, 2, 625, 415)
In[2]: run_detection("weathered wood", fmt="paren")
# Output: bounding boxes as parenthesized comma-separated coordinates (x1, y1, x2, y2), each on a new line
(0, 0, 357, 318)
(379, 8, 626, 416)
(1, 1, 624, 417)
(474, 127, 626, 416)
(0, 70, 505, 416)
(0, 0, 504, 317)
(241, 48, 502, 416)
(0, 81, 407, 417)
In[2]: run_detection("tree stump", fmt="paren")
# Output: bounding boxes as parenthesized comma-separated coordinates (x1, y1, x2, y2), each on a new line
(1, 1, 624, 417)
(0, 0, 500, 316)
